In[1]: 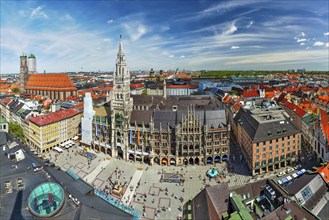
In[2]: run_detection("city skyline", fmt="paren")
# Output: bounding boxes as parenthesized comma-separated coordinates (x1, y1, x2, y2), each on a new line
(1, 0, 328, 74)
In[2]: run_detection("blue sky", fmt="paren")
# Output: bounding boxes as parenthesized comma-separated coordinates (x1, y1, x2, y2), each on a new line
(1, 0, 328, 73)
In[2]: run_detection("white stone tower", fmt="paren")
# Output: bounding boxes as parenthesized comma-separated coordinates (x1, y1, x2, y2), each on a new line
(111, 35, 133, 159)
(81, 93, 95, 145)
(27, 53, 37, 73)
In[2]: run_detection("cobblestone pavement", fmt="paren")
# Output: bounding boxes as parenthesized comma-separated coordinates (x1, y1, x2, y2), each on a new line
(46, 146, 291, 220)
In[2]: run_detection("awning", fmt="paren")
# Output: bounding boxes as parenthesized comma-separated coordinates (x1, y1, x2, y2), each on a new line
(128, 150, 134, 153)
(73, 136, 78, 140)
(136, 155, 142, 158)
(116, 142, 121, 147)
(142, 152, 149, 156)
(136, 151, 142, 155)
(94, 141, 99, 145)
(207, 159, 212, 162)
(105, 144, 111, 149)
(170, 160, 176, 164)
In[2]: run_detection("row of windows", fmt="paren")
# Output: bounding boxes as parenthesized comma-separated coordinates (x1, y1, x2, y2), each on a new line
(254, 152, 296, 166)
(256, 145, 296, 153)
(255, 149, 297, 160)
(256, 136, 297, 146)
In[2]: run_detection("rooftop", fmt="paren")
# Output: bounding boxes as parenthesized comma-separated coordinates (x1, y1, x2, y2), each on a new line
(26, 73, 77, 91)
(29, 108, 81, 126)
(234, 108, 300, 142)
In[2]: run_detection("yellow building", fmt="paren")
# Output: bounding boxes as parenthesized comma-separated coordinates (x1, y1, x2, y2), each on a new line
(27, 108, 81, 153)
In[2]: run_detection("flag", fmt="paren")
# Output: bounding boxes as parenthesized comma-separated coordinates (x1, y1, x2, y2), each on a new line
(144, 132, 147, 143)
(102, 123, 105, 135)
(96, 122, 98, 136)
(137, 130, 140, 145)
(129, 130, 133, 144)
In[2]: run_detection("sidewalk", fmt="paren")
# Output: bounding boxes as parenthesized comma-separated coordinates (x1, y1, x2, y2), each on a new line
(84, 160, 110, 184)
(122, 168, 143, 205)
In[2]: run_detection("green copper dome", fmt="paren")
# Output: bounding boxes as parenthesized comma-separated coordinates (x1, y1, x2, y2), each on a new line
(28, 182, 65, 217)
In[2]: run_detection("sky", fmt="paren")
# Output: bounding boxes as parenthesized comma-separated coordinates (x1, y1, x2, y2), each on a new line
(1, 0, 328, 73)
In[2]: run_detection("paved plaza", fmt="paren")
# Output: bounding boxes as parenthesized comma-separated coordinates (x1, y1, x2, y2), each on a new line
(47, 145, 283, 220)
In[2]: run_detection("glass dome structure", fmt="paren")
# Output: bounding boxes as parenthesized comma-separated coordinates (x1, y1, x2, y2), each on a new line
(28, 182, 65, 217)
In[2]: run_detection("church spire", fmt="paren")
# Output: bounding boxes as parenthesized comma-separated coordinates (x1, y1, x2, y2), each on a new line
(118, 34, 124, 54)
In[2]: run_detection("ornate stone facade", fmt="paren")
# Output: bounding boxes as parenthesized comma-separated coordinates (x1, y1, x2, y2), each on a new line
(89, 36, 229, 166)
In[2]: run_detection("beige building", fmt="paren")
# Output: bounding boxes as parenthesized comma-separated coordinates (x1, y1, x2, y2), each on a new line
(27, 108, 81, 153)
(234, 108, 301, 176)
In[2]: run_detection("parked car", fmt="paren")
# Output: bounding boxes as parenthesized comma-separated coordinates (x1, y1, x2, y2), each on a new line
(277, 171, 286, 177)
(286, 168, 294, 173)
(294, 164, 302, 170)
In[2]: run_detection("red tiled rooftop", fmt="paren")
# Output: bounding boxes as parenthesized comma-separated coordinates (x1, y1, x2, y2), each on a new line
(314, 163, 329, 184)
(319, 108, 329, 143)
(242, 89, 259, 97)
(29, 108, 81, 126)
(166, 84, 197, 89)
(130, 83, 144, 89)
(26, 73, 77, 91)
(284, 102, 307, 117)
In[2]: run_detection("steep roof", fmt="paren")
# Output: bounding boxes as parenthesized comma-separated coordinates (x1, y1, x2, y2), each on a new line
(29, 108, 81, 126)
(319, 108, 329, 142)
(192, 183, 230, 220)
(26, 73, 76, 91)
(314, 162, 329, 184)
(242, 89, 259, 98)
(284, 101, 307, 118)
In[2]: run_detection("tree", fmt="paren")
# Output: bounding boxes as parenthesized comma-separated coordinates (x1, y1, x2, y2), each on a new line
(142, 89, 147, 95)
(11, 88, 19, 93)
(228, 90, 239, 95)
(8, 122, 26, 142)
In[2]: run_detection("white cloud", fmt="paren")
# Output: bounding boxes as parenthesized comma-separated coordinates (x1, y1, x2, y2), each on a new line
(297, 38, 307, 42)
(223, 22, 237, 35)
(231, 46, 240, 49)
(122, 15, 148, 41)
(107, 19, 114, 24)
(103, 38, 111, 42)
(306, 47, 310, 50)
(325, 42, 329, 47)
(314, 41, 325, 46)
(300, 43, 305, 46)
(299, 32, 305, 37)
(324, 32, 329, 36)
(246, 21, 254, 28)
(169, 55, 175, 58)
(30, 6, 48, 19)
(225, 50, 329, 66)
(179, 55, 185, 59)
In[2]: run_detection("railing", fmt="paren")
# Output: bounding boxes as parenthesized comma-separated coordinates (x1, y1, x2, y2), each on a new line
(94, 188, 141, 220)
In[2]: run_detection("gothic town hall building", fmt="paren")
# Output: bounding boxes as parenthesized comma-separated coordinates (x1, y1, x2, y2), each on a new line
(82, 36, 229, 166)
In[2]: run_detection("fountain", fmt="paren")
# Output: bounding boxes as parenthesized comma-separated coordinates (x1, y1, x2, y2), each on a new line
(207, 167, 219, 178)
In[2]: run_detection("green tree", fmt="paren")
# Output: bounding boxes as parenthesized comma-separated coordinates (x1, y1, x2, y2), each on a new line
(11, 88, 19, 93)
(229, 90, 239, 95)
(142, 89, 147, 95)
(8, 122, 25, 142)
